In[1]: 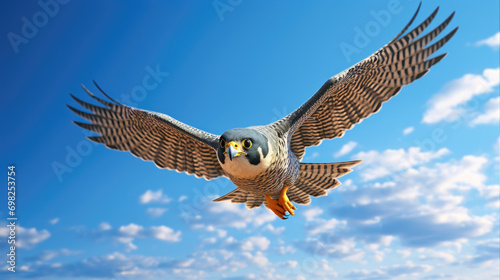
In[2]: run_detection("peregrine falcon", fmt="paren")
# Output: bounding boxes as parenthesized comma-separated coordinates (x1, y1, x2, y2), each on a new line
(69, 4, 457, 219)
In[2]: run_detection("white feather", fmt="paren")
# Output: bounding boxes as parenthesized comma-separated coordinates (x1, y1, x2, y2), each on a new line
(219, 146, 274, 179)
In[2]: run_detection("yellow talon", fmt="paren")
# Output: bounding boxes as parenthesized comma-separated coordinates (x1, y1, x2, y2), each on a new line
(265, 186, 297, 219)
(279, 186, 296, 216)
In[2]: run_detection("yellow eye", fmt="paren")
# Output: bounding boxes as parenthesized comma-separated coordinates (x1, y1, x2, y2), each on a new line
(220, 138, 226, 148)
(242, 139, 252, 149)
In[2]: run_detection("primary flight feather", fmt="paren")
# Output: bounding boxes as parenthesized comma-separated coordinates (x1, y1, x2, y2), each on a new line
(70, 4, 457, 219)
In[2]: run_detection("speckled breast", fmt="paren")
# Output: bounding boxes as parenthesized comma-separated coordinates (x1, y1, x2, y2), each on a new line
(228, 137, 300, 197)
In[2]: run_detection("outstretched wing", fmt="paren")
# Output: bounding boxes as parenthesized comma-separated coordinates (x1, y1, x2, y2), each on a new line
(212, 188, 265, 209)
(275, 4, 457, 160)
(68, 83, 225, 180)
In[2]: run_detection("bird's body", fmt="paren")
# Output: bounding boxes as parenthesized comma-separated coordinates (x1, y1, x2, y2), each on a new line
(217, 126, 292, 197)
(70, 4, 457, 219)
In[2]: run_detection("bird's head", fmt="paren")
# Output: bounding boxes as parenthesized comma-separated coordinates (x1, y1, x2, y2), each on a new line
(217, 128, 272, 178)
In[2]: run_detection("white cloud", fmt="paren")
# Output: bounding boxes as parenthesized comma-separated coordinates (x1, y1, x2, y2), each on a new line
(20, 151, 498, 280)
(264, 224, 285, 235)
(217, 229, 227, 238)
(99, 222, 112, 231)
(420, 250, 457, 263)
(353, 147, 450, 181)
(285, 260, 298, 268)
(29, 249, 81, 262)
(139, 189, 172, 204)
(403, 126, 414, 135)
(346, 268, 385, 279)
(365, 236, 393, 250)
(423, 68, 500, 124)
(477, 184, 500, 208)
(118, 223, 143, 236)
(464, 238, 500, 267)
(116, 237, 137, 251)
(178, 195, 188, 202)
(334, 141, 358, 158)
(17, 252, 174, 279)
(475, 32, 500, 48)
(470, 96, 500, 125)
(302, 207, 324, 222)
(198, 233, 272, 259)
(328, 153, 494, 248)
(150, 225, 181, 242)
(203, 237, 217, 244)
(298, 237, 364, 261)
(201, 225, 227, 239)
(116, 223, 181, 243)
(372, 250, 385, 262)
(241, 236, 270, 251)
(147, 207, 168, 217)
(477, 184, 500, 200)
(397, 249, 411, 258)
(8, 226, 51, 249)
(306, 218, 346, 236)
(18, 248, 290, 280)
(427, 155, 488, 194)
(296, 259, 339, 279)
(187, 199, 276, 229)
(387, 261, 434, 276)
(81, 222, 181, 251)
(49, 218, 59, 225)
(277, 245, 296, 255)
(241, 251, 270, 267)
(347, 261, 433, 279)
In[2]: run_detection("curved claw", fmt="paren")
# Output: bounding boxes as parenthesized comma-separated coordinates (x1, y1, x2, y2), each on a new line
(278, 186, 296, 216)
(265, 195, 287, 219)
(265, 186, 297, 219)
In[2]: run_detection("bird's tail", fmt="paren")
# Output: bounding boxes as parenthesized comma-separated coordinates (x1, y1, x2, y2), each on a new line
(212, 187, 265, 209)
(287, 160, 362, 204)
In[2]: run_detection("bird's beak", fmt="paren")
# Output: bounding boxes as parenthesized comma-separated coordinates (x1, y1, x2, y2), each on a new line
(226, 141, 247, 161)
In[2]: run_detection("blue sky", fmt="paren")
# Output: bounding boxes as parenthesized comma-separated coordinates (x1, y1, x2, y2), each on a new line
(1, 1, 499, 279)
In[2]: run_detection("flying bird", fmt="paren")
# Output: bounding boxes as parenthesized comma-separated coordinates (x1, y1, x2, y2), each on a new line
(69, 4, 457, 219)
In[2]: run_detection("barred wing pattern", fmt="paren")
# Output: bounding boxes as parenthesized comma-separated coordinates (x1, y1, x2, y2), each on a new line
(213, 188, 266, 209)
(214, 160, 361, 208)
(287, 160, 361, 204)
(68, 84, 225, 180)
(284, 5, 457, 160)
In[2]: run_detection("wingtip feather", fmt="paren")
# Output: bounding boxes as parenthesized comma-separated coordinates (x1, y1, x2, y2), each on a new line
(73, 120, 94, 131)
(87, 136, 104, 143)
(389, 2, 423, 43)
(66, 104, 79, 114)
(93, 81, 121, 105)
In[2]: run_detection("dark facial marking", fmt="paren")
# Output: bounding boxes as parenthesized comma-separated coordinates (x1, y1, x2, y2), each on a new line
(217, 128, 269, 166)
(217, 136, 226, 164)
